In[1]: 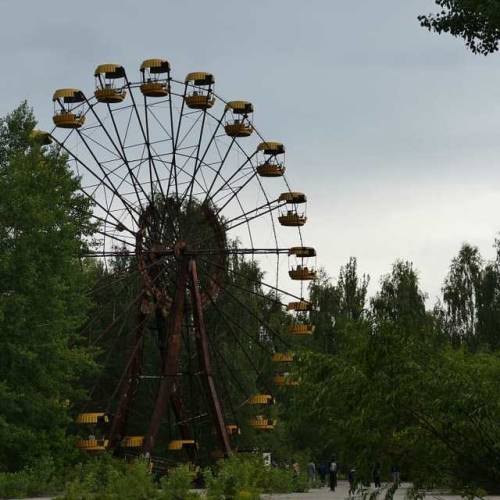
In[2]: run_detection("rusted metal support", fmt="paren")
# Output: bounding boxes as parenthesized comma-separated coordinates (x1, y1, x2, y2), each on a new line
(143, 257, 189, 455)
(108, 310, 148, 448)
(189, 258, 232, 457)
(170, 392, 198, 462)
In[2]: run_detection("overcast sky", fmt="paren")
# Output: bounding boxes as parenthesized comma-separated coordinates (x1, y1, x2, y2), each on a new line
(1, 0, 500, 302)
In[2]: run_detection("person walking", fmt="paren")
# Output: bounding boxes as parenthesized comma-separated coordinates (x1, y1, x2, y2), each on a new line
(348, 468, 356, 496)
(373, 461, 381, 488)
(329, 458, 338, 491)
(307, 461, 316, 485)
(318, 461, 328, 486)
(391, 463, 400, 485)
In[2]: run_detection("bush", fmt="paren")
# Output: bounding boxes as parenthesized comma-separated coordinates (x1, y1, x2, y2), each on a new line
(261, 467, 294, 493)
(0, 456, 60, 498)
(204, 455, 263, 500)
(291, 472, 309, 493)
(104, 459, 157, 499)
(57, 455, 157, 500)
(204, 454, 306, 499)
(158, 464, 200, 500)
(261, 464, 308, 494)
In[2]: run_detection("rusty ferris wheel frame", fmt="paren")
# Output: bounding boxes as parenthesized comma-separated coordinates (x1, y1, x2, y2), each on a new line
(44, 60, 317, 460)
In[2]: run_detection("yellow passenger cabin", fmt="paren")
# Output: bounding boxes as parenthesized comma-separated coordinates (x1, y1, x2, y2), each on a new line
(140, 59, 170, 97)
(271, 352, 294, 363)
(52, 89, 86, 129)
(288, 323, 315, 336)
(121, 436, 144, 448)
(278, 192, 307, 226)
(76, 439, 109, 452)
(185, 72, 215, 109)
(75, 412, 109, 425)
(249, 416, 276, 430)
(274, 373, 299, 386)
(286, 300, 313, 312)
(248, 394, 274, 405)
(256, 141, 285, 177)
(224, 101, 254, 137)
(94, 64, 127, 103)
(168, 439, 198, 451)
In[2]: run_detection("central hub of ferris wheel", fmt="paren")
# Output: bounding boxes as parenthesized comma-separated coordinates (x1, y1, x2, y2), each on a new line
(136, 198, 227, 311)
(41, 58, 318, 461)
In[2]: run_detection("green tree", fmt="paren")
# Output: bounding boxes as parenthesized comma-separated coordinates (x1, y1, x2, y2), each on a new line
(442, 243, 482, 345)
(475, 238, 500, 350)
(419, 1, 500, 54)
(309, 258, 369, 354)
(289, 258, 500, 491)
(0, 103, 97, 471)
(371, 260, 427, 325)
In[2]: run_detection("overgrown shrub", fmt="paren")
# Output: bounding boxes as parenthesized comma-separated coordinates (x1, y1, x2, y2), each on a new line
(158, 464, 199, 500)
(204, 454, 307, 499)
(261, 467, 294, 493)
(204, 455, 263, 499)
(0, 456, 60, 498)
(260, 465, 308, 493)
(57, 455, 156, 500)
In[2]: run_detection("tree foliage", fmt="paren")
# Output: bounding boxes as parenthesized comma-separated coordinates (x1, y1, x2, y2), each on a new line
(419, 1, 500, 54)
(309, 258, 369, 354)
(441, 241, 500, 350)
(0, 103, 97, 471)
(288, 252, 500, 492)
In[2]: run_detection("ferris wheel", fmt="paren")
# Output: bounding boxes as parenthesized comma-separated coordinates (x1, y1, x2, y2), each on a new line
(41, 59, 317, 460)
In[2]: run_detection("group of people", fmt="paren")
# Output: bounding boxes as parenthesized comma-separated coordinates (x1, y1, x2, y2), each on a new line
(305, 459, 401, 494)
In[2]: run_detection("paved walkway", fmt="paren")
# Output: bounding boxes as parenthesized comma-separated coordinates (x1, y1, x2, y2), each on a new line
(14, 481, 500, 499)
(262, 481, 500, 499)
(263, 481, 396, 500)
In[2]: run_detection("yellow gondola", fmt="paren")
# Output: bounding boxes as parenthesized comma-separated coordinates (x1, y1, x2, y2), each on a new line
(286, 300, 312, 312)
(224, 101, 253, 137)
(185, 72, 215, 109)
(168, 439, 198, 451)
(75, 412, 109, 424)
(278, 192, 307, 226)
(289, 266, 316, 280)
(248, 394, 274, 405)
(52, 89, 86, 129)
(121, 436, 144, 448)
(249, 416, 276, 430)
(272, 352, 294, 362)
(94, 64, 127, 103)
(273, 373, 299, 386)
(76, 439, 109, 451)
(256, 141, 285, 177)
(288, 323, 315, 336)
(140, 59, 170, 97)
